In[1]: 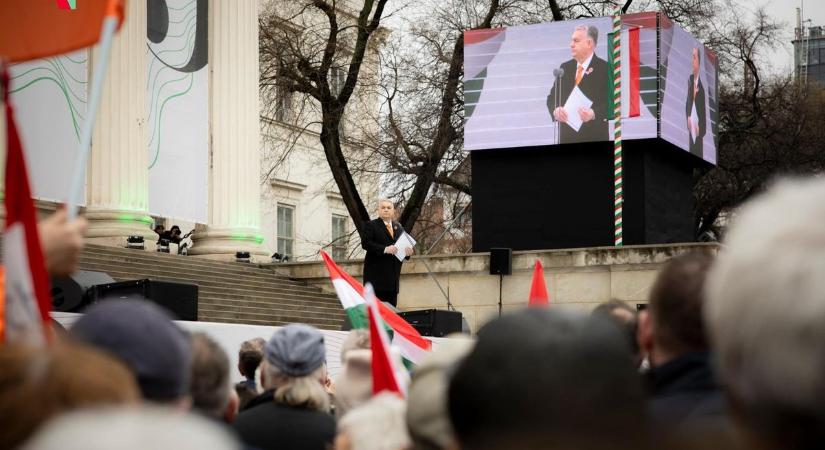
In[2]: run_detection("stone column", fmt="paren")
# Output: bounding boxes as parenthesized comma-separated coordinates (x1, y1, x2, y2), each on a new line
(85, 0, 156, 247)
(189, 0, 265, 260)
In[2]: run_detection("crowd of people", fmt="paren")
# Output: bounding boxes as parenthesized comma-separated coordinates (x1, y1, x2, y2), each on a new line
(2, 176, 825, 449)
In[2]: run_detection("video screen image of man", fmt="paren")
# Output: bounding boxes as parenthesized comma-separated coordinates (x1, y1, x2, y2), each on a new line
(547, 25, 609, 145)
(685, 47, 706, 158)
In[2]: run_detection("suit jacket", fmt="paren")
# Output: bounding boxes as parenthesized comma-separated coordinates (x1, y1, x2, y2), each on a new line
(685, 74, 706, 158)
(547, 54, 610, 144)
(361, 218, 407, 292)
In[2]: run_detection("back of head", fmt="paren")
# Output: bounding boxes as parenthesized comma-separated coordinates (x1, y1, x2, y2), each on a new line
(70, 299, 192, 402)
(407, 336, 474, 450)
(238, 337, 265, 380)
(22, 406, 240, 450)
(705, 177, 825, 447)
(648, 251, 714, 355)
(0, 342, 140, 449)
(340, 329, 370, 364)
(263, 323, 329, 412)
(190, 333, 231, 419)
(334, 348, 373, 418)
(592, 299, 640, 361)
(338, 392, 410, 450)
(449, 308, 645, 450)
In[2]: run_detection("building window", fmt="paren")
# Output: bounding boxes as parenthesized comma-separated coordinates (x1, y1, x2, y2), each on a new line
(275, 59, 294, 123)
(331, 215, 349, 260)
(277, 204, 295, 257)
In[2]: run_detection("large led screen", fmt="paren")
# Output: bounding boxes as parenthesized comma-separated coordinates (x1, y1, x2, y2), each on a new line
(464, 12, 719, 165)
(659, 17, 719, 163)
(464, 14, 658, 151)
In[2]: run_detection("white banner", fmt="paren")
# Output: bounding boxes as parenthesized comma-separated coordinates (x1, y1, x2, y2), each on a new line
(147, 0, 209, 222)
(9, 50, 88, 204)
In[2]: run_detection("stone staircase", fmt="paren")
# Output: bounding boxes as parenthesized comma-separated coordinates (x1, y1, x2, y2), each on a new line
(76, 244, 346, 330)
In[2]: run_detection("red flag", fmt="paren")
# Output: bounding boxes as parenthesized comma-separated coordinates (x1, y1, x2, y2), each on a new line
(528, 259, 549, 307)
(1, 68, 53, 344)
(628, 26, 641, 118)
(365, 284, 405, 397)
(0, 0, 125, 63)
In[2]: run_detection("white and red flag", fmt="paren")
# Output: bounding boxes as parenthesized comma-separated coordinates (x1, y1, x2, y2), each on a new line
(320, 250, 431, 366)
(1, 69, 52, 345)
(364, 284, 406, 396)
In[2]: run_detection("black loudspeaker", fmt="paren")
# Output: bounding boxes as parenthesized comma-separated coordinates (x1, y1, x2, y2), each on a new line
(51, 271, 116, 312)
(398, 309, 463, 337)
(88, 279, 199, 321)
(489, 248, 512, 275)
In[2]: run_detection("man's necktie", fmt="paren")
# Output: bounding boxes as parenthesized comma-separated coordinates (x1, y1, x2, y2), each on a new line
(386, 222, 394, 239)
(575, 64, 584, 86)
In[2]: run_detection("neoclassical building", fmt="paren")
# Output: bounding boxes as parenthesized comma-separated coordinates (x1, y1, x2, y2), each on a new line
(3, 0, 380, 262)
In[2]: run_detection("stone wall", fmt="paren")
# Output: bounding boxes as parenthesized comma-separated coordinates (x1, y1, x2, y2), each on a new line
(276, 243, 719, 333)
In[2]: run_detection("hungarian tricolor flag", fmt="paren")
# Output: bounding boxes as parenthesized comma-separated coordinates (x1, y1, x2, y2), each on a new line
(320, 250, 431, 365)
(1, 69, 52, 345)
(528, 259, 549, 307)
(364, 284, 405, 397)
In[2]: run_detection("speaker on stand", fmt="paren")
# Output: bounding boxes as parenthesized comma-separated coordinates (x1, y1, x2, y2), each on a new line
(489, 248, 512, 317)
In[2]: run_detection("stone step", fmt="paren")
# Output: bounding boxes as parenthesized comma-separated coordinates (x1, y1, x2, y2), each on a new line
(86, 269, 339, 303)
(78, 263, 333, 297)
(79, 253, 303, 285)
(199, 297, 344, 315)
(198, 302, 344, 321)
(82, 244, 296, 279)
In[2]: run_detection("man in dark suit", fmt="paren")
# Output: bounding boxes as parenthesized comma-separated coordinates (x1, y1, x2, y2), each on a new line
(360, 199, 413, 307)
(685, 47, 706, 158)
(547, 25, 609, 144)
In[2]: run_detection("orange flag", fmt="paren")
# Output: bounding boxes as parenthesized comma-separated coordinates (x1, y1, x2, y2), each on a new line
(0, 0, 124, 63)
(528, 259, 549, 307)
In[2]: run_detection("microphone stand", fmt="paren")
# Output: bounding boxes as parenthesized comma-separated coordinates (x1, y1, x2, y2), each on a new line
(553, 68, 564, 145)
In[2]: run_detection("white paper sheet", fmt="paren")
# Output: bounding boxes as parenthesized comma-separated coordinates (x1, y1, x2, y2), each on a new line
(689, 102, 699, 144)
(394, 232, 417, 262)
(562, 86, 594, 132)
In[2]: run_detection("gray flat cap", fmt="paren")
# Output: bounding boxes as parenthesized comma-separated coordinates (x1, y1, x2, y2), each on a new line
(266, 324, 326, 377)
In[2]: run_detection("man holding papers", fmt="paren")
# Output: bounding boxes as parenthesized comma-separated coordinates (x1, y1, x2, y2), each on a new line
(360, 199, 414, 307)
(547, 25, 609, 144)
(685, 47, 706, 158)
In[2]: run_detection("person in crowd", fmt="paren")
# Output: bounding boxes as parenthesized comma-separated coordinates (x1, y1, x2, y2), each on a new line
(705, 177, 825, 450)
(637, 251, 727, 431)
(235, 337, 266, 411)
(334, 348, 372, 419)
(449, 308, 646, 450)
(190, 332, 238, 424)
(407, 335, 474, 450)
(70, 299, 192, 408)
(361, 199, 413, 307)
(38, 207, 87, 276)
(22, 407, 241, 450)
(233, 324, 335, 450)
(335, 392, 411, 450)
(153, 224, 165, 238)
(0, 342, 140, 449)
(592, 299, 642, 367)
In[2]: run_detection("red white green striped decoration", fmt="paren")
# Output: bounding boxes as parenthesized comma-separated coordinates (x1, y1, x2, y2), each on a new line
(611, 11, 623, 246)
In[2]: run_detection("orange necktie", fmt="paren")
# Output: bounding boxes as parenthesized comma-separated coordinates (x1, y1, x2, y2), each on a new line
(386, 222, 394, 239)
(575, 64, 584, 85)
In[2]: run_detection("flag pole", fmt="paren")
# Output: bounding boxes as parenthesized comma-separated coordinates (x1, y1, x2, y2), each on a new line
(611, 9, 624, 246)
(66, 15, 120, 220)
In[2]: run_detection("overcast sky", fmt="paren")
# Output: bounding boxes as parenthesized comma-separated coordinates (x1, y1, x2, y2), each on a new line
(736, 0, 825, 75)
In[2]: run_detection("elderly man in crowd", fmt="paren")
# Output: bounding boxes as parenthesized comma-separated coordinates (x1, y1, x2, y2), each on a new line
(705, 177, 825, 450)
(233, 324, 335, 450)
